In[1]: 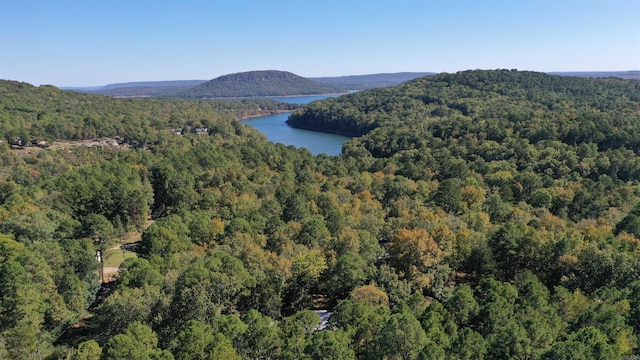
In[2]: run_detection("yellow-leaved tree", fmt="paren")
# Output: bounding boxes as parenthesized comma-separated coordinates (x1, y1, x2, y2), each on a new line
(389, 228, 443, 288)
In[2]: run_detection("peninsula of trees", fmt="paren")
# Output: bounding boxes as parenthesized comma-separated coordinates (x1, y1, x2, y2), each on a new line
(0, 70, 639, 359)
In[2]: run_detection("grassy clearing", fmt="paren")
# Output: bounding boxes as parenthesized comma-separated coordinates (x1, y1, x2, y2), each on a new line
(103, 247, 138, 268)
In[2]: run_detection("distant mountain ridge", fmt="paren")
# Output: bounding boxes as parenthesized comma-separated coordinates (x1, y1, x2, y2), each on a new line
(549, 71, 640, 80)
(65, 70, 639, 98)
(173, 70, 342, 98)
(311, 72, 436, 90)
(65, 80, 208, 97)
(101, 80, 207, 89)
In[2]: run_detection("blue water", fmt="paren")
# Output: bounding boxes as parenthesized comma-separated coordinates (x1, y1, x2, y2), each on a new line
(259, 94, 342, 104)
(241, 95, 349, 156)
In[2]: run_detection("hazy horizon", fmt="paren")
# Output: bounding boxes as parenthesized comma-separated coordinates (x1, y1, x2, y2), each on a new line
(1, 0, 638, 87)
(51, 69, 638, 90)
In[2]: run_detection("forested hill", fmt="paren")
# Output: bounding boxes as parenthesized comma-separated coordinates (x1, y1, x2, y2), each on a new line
(174, 70, 343, 98)
(0, 79, 298, 145)
(288, 69, 640, 143)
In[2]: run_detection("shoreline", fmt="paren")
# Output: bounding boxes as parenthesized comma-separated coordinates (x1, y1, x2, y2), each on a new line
(211, 92, 347, 101)
(284, 123, 359, 138)
(237, 110, 293, 121)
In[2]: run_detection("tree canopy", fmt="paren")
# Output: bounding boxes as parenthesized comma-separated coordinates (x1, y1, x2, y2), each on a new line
(1, 70, 639, 359)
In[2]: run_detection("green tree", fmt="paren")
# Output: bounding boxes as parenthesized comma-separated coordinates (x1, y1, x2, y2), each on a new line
(432, 178, 462, 213)
(169, 252, 255, 328)
(326, 252, 369, 299)
(452, 328, 488, 360)
(94, 286, 160, 336)
(373, 264, 411, 307)
(304, 330, 355, 360)
(420, 301, 456, 351)
(541, 326, 617, 360)
(81, 213, 116, 243)
(102, 321, 174, 360)
(489, 222, 541, 280)
(280, 310, 321, 360)
(614, 212, 640, 238)
(173, 320, 215, 360)
(0, 235, 70, 359)
(209, 333, 241, 360)
(378, 312, 427, 360)
(513, 271, 564, 357)
(72, 340, 102, 360)
(445, 284, 479, 326)
(487, 320, 531, 360)
(139, 214, 192, 259)
(236, 309, 282, 360)
(476, 278, 518, 336)
(118, 258, 163, 288)
(331, 300, 389, 359)
(297, 216, 332, 248)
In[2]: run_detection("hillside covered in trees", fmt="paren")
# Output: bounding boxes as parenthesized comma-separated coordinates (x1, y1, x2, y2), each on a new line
(0, 80, 299, 146)
(1, 70, 640, 359)
(173, 70, 343, 98)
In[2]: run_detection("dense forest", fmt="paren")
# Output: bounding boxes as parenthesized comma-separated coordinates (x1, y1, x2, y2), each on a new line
(0, 80, 299, 146)
(173, 71, 343, 98)
(0, 70, 639, 359)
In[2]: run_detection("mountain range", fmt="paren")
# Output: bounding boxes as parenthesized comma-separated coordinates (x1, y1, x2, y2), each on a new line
(66, 70, 640, 98)
(66, 71, 436, 97)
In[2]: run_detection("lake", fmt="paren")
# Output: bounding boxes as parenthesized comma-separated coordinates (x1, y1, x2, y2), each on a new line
(241, 95, 349, 156)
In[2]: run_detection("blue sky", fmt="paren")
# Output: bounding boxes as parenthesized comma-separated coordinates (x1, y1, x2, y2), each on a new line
(1, 0, 639, 86)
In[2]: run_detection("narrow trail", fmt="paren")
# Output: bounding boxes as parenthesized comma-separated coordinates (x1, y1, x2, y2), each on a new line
(58, 219, 155, 346)
(103, 267, 120, 275)
(101, 219, 154, 277)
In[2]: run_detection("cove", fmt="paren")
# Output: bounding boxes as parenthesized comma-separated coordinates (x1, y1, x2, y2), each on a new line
(240, 95, 350, 156)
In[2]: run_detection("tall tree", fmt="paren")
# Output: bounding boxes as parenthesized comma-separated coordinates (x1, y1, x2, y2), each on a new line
(378, 312, 428, 360)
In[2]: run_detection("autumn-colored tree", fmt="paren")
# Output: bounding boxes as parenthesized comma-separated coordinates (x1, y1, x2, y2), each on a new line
(350, 284, 389, 308)
(389, 228, 442, 281)
(283, 249, 328, 314)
